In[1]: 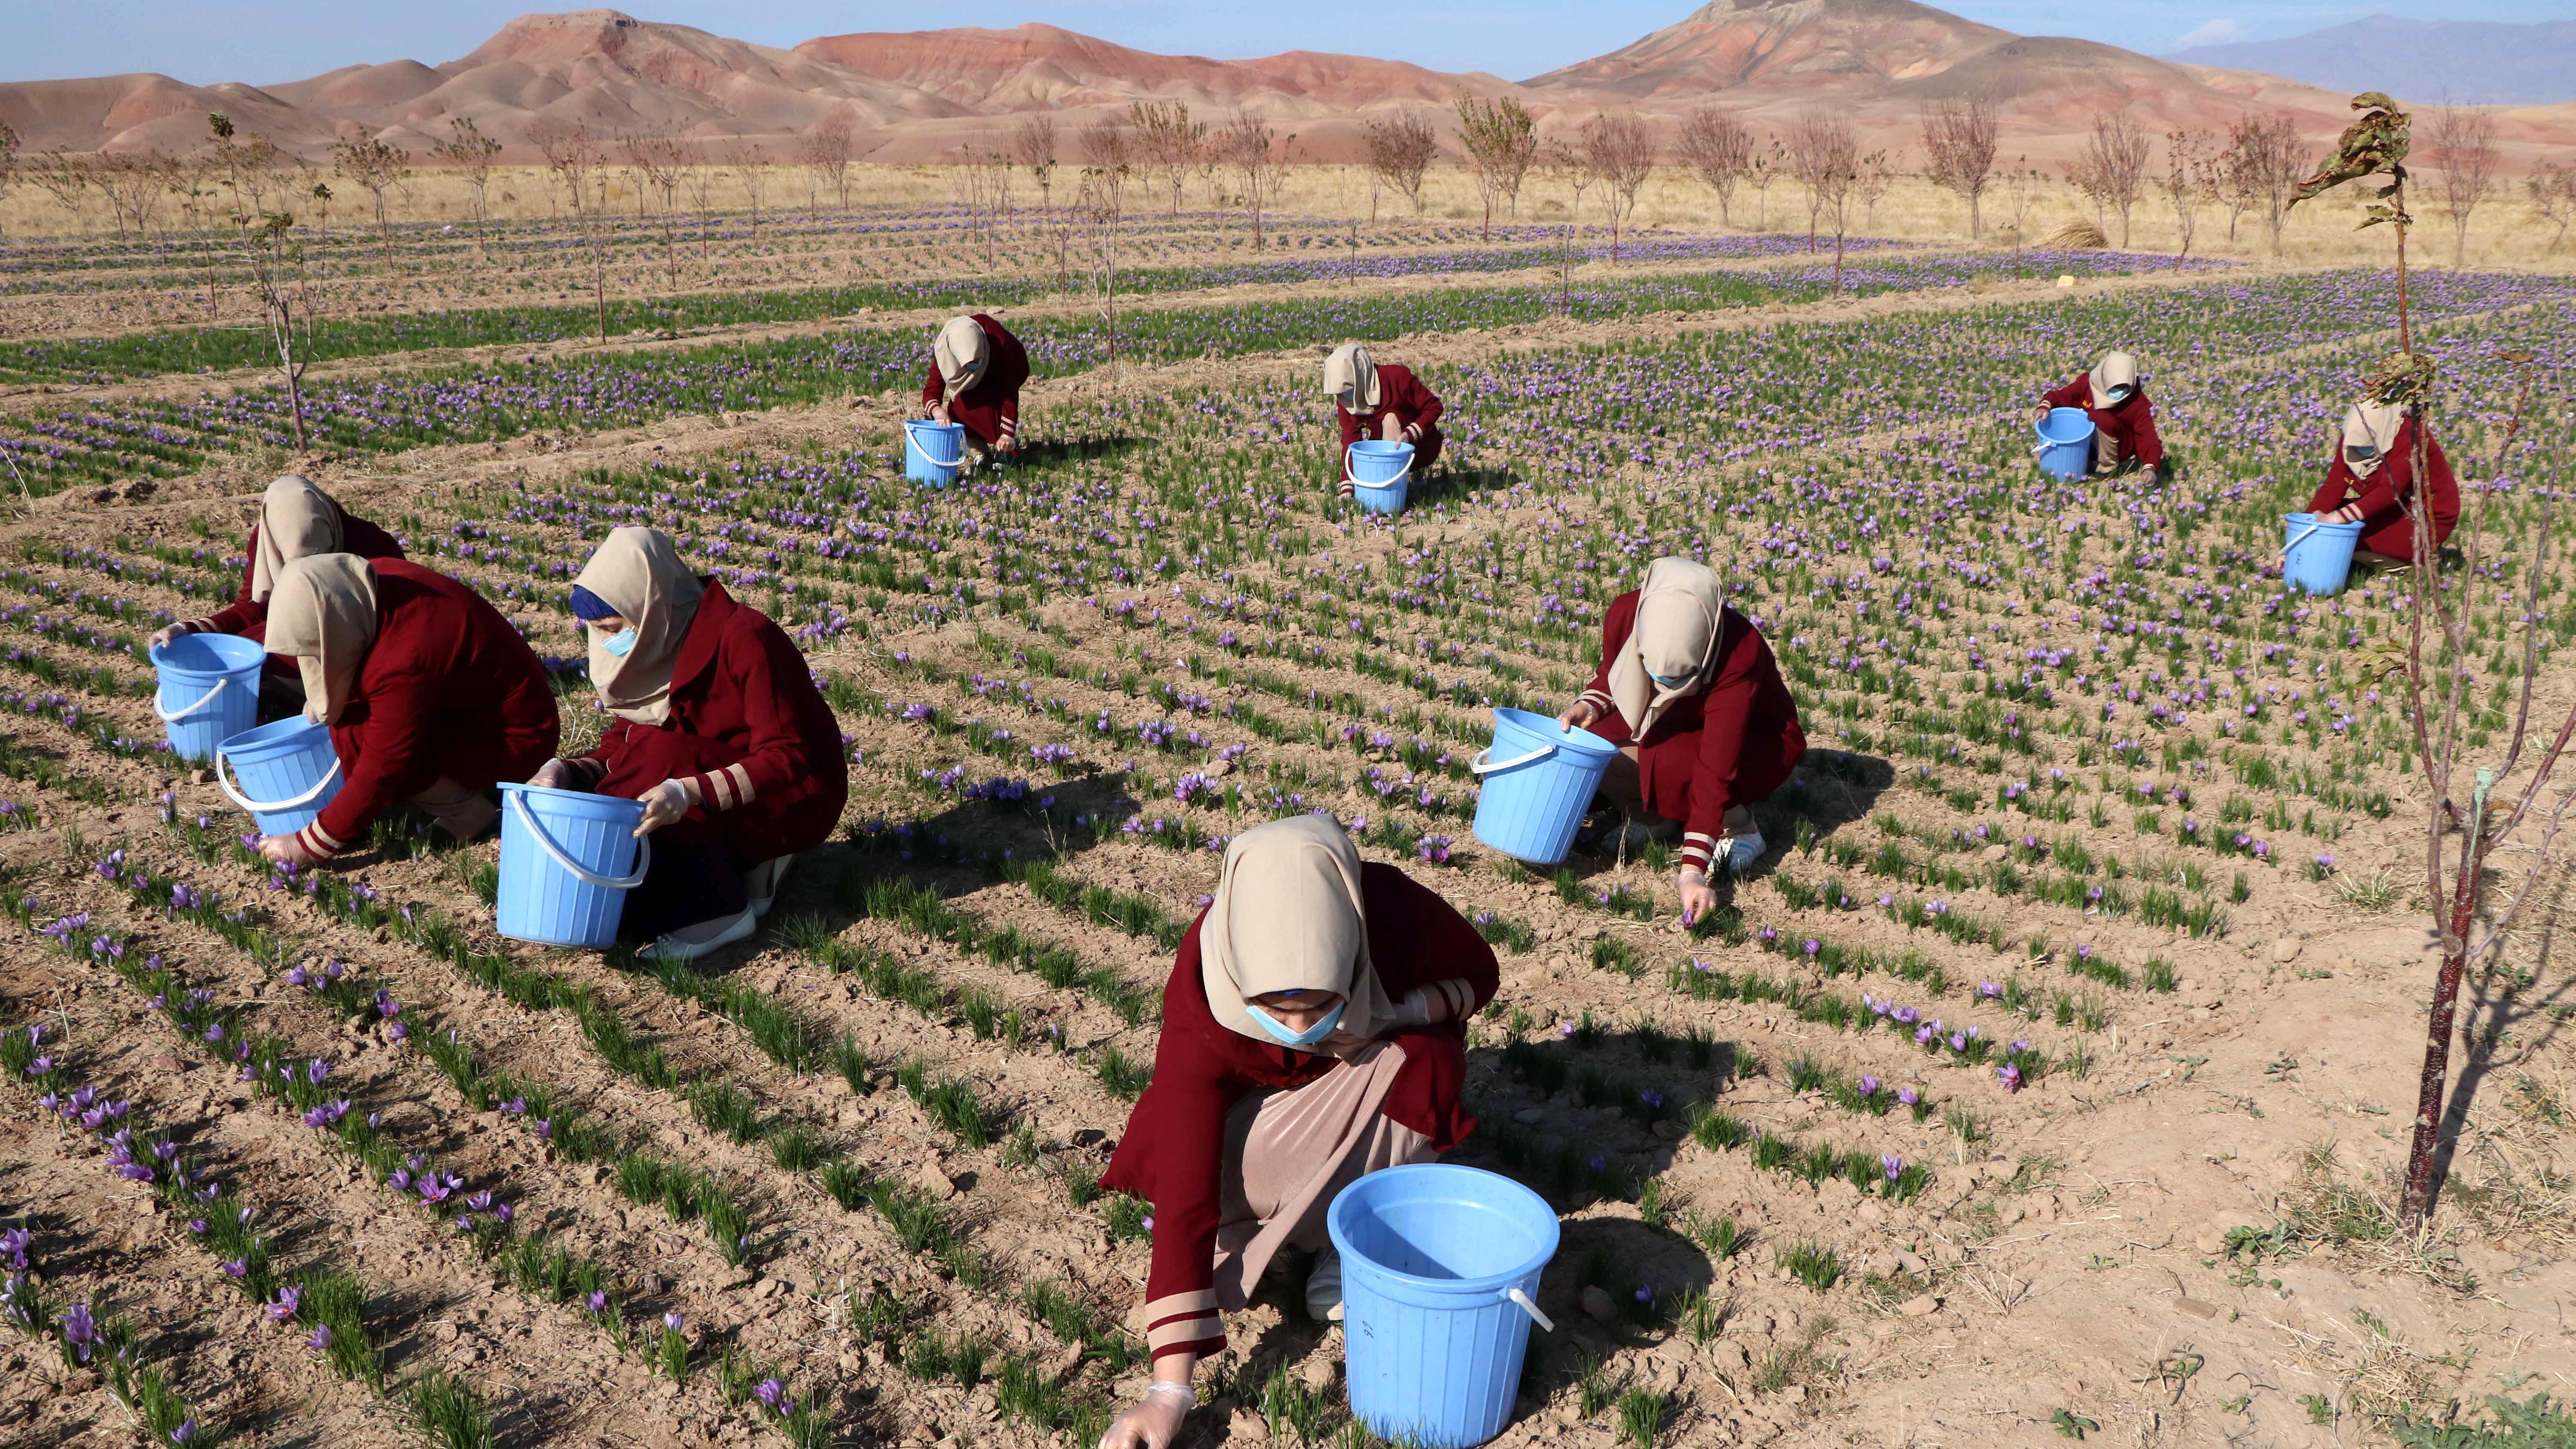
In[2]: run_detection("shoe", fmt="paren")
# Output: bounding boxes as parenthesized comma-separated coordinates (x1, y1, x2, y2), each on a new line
(1571, 799, 1621, 854)
(1719, 831, 1767, 875)
(1611, 818, 1679, 855)
(638, 908, 756, 963)
(1306, 1246, 1344, 1323)
(744, 854, 796, 917)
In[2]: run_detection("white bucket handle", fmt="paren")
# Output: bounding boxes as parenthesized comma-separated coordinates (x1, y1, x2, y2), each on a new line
(1345, 444, 1411, 489)
(509, 790, 651, 891)
(907, 423, 962, 470)
(1472, 742, 1557, 776)
(217, 747, 342, 815)
(155, 677, 228, 723)
(2284, 522, 2326, 556)
(1506, 1288, 1555, 1332)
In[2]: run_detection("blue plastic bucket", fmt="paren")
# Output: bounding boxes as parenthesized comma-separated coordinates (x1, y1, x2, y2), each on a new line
(1348, 440, 1415, 516)
(1470, 708, 1618, 866)
(2284, 512, 2364, 596)
(495, 784, 651, 948)
(151, 633, 262, 762)
(216, 717, 344, 838)
(1329, 1164, 1560, 1449)
(2033, 407, 2095, 479)
(905, 420, 965, 486)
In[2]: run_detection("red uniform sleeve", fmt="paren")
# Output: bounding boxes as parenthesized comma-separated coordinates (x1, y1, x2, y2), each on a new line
(1682, 621, 1768, 864)
(684, 619, 826, 817)
(1394, 368, 1443, 434)
(296, 670, 439, 859)
(920, 365, 944, 410)
(1363, 866, 1500, 1016)
(197, 527, 264, 635)
(2041, 375, 2087, 410)
(1102, 933, 1236, 1367)
(1578, 591, 1637, 725)
(2124, 396, 2164, 469)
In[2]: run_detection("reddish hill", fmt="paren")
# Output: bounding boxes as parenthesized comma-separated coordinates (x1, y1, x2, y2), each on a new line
(1528, 0, 2011, 95)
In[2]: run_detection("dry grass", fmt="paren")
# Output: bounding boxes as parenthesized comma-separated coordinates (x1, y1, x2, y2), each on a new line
(8, 162, 2575, 273)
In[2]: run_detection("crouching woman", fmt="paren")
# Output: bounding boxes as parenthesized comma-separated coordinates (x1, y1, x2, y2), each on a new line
(530, 527, 848, 962)
(1094, 815, 1497, 1449)
(255, 555, 560, 867)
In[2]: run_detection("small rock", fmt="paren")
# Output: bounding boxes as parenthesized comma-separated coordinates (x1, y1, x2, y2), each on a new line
(2175, 1297, 2220, 1319)
(1071, 1128, 1109, 1149)
(2193, 1228, 2230, 1255)
(1894, 1250, 1928, 1276)
(1300, 1358, 1335, 1391)
(1513, 1107, 1546, 1125)
(916, 1162, 958, 1200)
(151, 1052, 191, 1074)
(1580, 1285, 1616, 1322)
(1227, 1409, 1270, 1442)
(2270, 937, 2304, 964)
(1707, 1340, 1751, 1372)
(1899, 1293, 1942, 1317)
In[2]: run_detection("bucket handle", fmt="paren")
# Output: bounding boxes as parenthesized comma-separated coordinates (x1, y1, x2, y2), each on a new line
(1471, 741, 1557, 776)
(155, 677, 228, 723)
(508, 790, 652, 891)
(2284, 522, 2326, 556)
(1344, 444, 1411, 489)
(217, 747, 343, 815)
(907, 423, 962, 469)
(1505, 1288, 1555, 1333)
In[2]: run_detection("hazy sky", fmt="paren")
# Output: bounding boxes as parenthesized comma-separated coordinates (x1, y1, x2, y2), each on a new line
(3, 0, 2560, 86)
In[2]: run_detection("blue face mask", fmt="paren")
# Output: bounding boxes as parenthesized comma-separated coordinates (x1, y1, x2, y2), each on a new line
(1246, 999, 1347, 1048)
(600, 627, 636, 659)
(2106, 386, 2134, 404)
(1648, 669, 1693, 689)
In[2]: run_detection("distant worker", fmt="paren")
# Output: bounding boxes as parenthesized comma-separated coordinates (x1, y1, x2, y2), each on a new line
(148, 475, 406, 716)
(1324, 343, 1443, 497)
(1095, 815, 1496, 1449)
(2302, 395, 2458, 568)
(920, 313, 1029, 465)
(1558, 556, 1805, 923)
(2036, 351, 2164, 477)
(529, 527, 849, 962)
(254, 555, 559, 867)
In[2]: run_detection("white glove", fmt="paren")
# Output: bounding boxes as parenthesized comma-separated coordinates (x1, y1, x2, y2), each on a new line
(1391, 987, 1435, 1028)
(1677, 870, 1718, 927)
(634, 778, 696, 836)
(147, 623, 197, 652)
(1097, 1382, 1192, 1449)
(528, 759, 574, 790)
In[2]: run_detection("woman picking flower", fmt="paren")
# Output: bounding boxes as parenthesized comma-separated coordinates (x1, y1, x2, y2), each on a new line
(1094, 815, 1496, 1449)
(2035, 350, 2164, 477)
(528, 527, 848, 962)
(1556, 556, 1806, 923)
(2301, 394, 2458, 568)
(920, 313, 1029, 467)
(1323, 343, 1443, 498)
(254, 554, 559, 867)
(149, 475, 406, 717)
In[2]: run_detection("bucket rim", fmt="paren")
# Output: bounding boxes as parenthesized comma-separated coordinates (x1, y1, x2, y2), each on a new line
(152, 633, 266, 672)
(1492, 707, 1617, 758)
(2282, 512, 2366, 534)
(498, 781, 648, 817)
(1327, 1163, 1560, 1294)
(905, 419, 964, 435)
(2035, 407, 2095, 444)
(1350, 439, 1415, 456)
(218, 715, 331, 756)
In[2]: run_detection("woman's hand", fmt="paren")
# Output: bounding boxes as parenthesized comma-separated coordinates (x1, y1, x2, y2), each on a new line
(634, 778, 696, 836)
(930, 400, 953, 425)
(2327, 504, 2365, 524)
(528, 759, 574, 790)
(1097, 1382, 1194, 1449)
(1556, 700, 1598, 733)
(1379, 413, 1403, 442)
(258, 834, 313, 867)
(146, 623, 190, 652)
(1677, 869, 1717, 927)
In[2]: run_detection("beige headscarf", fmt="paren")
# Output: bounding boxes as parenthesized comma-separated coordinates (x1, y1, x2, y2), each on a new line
(2340, 399, 2407, 479)
(1609, 556, 1726, 740)
(265, 554, 379, 724)
(1323, 343, 1381, 413)
(573, 526, 705, 727)
(248, 475, 346, 605)
(934, 316, 989, 401)
(1198, 814, 1395, 1058)
(2086, 352, 2140, 410)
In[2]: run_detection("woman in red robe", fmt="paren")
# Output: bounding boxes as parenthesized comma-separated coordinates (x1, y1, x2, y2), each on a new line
(1324, 343, 1444, 497)
(2303, 398, 2458, 567)
(530, 527, 848, 961)
(1558, 556, 1804, 924)
(2036, 350, 2164, 476)
(1094, 816, 1497, 1449)
(253, 555, 559, 867)
(920, 313, 1030, 466)
(149, 475, 405, 714)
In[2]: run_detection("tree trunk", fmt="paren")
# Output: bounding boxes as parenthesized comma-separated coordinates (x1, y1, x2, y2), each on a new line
(2400, 857, 2481, 1224)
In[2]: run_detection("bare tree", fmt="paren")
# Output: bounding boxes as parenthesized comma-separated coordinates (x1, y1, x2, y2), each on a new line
(1856, 149, 1895, 231)
(1078, 117, 1131, 219)
(802, 115, 856, 214)
(2425, 103, 2500, 267)
(1361, 112, 1439, 221)
(622, 126, 688, 281)
(528, 118, 596, 218)
(2068, 110, 2152, 248)
(1580, 112, 1657, 262)
(2530, 159, 2576, 253)
(1073, 169, 1122, 363)
(330, 136, 408, 261)
(1784, 111, 1860, 289)
(1453, 94, 1538, 240)
(427, 116, 502, 257)
(2227, 112, 2307, 258)
(1537, 140, 1595, 314)
(29, 149, 91, 230)
(2160, 128, 2215, 263)
(1744, 137, 1784, 230)
(722, 138, 767, 237)
(1015, 115, 1058, 216)
(1674, 106, 1752, 228)
(677, 149, 717, 258)
(0, 122, 18, 240)
(1217, 112, 1287, 250)
(1998, 157, 2038, 267)
(1920, 93, 1999, 238)
(1130, 101, 1205, 216)
(955, 145, 1015, 270)
(231, 208, 325, 449)
(95, 151, 175, 235)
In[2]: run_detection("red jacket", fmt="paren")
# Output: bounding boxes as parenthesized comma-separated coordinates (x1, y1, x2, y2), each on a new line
(1099, 865, 1496, 1367)
(1579, 595, 1804, 874)
(568, 580, 847, 862)
(290, 560, 559, 861)
(919, 314, 1029, 449)
(1335, 363, 1445, 471)
(2304, 415, 2458, 562)
(2041, 374, 2163, 470)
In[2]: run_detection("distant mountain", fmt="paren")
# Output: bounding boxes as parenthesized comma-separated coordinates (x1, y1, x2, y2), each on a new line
(2168, 15, 2576, 106)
